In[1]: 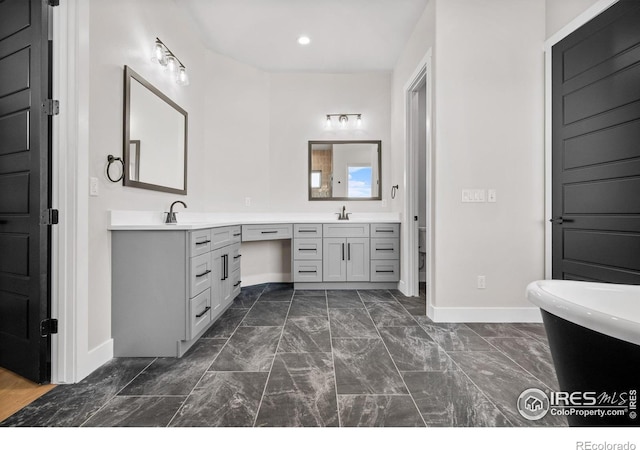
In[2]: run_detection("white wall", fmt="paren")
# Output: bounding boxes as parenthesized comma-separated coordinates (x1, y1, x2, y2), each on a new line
(433, 0, 546, 311)
(268, 72, 391, 212)
(392, 0, 547, 317)
(545, 0, 603, 38)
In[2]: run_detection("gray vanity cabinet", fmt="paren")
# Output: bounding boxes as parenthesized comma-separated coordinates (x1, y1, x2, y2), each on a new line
(370, 223, 400, 282)
(322, 224, 370, 283)
(111, 225, 241, 358)
(293, 222, 399, 288)
(323, 237, 369, 282)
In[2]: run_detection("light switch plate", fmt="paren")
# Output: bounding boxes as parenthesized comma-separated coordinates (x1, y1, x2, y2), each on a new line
(89, 177, 99, 196)
(488, 189, 496, 202)
(462, 189, 486, 203)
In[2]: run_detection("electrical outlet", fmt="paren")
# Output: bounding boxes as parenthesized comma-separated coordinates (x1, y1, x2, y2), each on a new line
(245, 197, 251, 207)
(477, 275, 486, 289)
(89, 177, 99, 196)
(488, 189, 497, 203)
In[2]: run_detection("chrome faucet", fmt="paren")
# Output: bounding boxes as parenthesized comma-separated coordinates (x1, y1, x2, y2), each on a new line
(165, 200, 187, 224)
(336, 205, 351, 220)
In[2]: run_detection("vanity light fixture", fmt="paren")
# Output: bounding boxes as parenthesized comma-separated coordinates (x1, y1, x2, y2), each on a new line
(324, 113, 363, 129)
(150, 37, 189, 86)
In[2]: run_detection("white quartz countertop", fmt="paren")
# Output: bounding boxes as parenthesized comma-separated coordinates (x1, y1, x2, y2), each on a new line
(108, 210, 401, 231)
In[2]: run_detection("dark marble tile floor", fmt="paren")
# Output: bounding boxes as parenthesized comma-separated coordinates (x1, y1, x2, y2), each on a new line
(1, 283, 565, 428)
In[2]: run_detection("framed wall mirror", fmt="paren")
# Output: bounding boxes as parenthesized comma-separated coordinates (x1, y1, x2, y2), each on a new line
(308, 140, 381, 201)
(123, 65, 188, 194)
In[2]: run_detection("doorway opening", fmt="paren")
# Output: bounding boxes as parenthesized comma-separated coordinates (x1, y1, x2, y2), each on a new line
(403, 50, 433, 315)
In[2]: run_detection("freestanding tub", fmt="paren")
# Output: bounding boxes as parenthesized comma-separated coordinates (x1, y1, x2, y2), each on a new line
(526, 280, 640, 427)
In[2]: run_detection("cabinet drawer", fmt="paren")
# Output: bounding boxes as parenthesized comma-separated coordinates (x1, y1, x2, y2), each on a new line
(229, 242, 242, 273)
(190, 289, 211, 339)
(190, 252, 212, 297)
(293, 260, 323, 282)
(370, 260, 400, 282)
(230, 226, 242, 244)
(370, 223, 400, 238)
(242, 224, 292, 242)
(211, 226, 237, 249)
(293, 238, 322, 260)
(294, 224, 322, 238)
(323, 223, 369, 238)
(371, 238, 400, 260)
(190, 229, 212, 257)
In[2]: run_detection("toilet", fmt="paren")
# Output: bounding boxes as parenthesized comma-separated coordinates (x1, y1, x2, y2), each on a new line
(418, 227, 427, 253)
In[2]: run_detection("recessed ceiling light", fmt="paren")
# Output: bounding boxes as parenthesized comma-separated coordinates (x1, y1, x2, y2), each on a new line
(297, 35, 311, 45)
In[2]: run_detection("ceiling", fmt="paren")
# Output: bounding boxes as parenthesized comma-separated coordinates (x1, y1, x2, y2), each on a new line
(178, 0, 430, 73)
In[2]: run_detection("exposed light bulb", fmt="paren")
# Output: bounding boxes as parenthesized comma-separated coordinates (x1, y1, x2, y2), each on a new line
(297, 35, 311, 45)
(176, 67, 190, 86)
(325, 115, 332, 128)
(339, 115, 348, 128)
(151, 42, 164, 63)
(356, 114, 362, 127)
(166, 56, 177, 73)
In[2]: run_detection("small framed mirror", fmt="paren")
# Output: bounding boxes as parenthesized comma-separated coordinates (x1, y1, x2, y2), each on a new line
(308, 140, 381, 201)
(123, 66, 188, 194)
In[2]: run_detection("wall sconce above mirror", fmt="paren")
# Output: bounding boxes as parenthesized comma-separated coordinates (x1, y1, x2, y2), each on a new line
(308, 140, 381, 201)
(324, 113, 362, 129)
(123, 65, 188, 195)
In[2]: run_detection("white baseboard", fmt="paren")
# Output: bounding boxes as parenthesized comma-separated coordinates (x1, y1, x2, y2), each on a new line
(78, 338, 113, 382)
(427, 306, 542, 323)
(242, 273, 291, 287)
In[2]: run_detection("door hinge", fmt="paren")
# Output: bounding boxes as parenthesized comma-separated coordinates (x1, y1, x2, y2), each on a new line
(48, 0, 60, 6)
(41, 318, 58, 337)
(42, 99, 59, 116)
(41, 209, 59, 225)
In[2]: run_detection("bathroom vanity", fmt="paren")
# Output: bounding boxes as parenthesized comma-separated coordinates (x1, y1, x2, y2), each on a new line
(111, 225, 241, 357)
(292, 223, 400, 288)
(109, 213, 400, 357)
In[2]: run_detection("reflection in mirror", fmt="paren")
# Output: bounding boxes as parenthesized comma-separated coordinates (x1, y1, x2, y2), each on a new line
(308, 140, 381, 201)
(129, 140, 140, 181)
(123, 66, 188, 195)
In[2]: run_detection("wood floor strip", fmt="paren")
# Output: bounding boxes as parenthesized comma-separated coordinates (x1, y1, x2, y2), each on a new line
(0, 367, 56, 423)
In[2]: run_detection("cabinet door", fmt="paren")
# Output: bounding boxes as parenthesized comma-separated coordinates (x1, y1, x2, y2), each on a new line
(210, 248, 224, 317)
(346, 238, 370, 282)
(323, 238, 346, 282)
(220, 250, 232, 309)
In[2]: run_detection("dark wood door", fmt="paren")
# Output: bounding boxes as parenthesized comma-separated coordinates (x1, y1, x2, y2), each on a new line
(0, 0, 53, 383)
(552, 0, 640, 284)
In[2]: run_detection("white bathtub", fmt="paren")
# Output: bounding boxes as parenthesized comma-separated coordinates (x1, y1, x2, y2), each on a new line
(527, 280, 640, 346)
